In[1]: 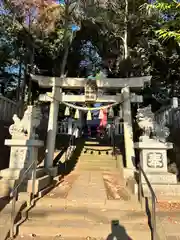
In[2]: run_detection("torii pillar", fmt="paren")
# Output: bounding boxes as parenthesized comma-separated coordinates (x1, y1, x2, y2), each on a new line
(121, 86, 135, 172)
(45, 82, 60, 169)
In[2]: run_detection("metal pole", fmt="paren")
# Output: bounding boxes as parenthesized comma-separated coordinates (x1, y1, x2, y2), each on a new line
(10, 189, 17, 238)
(152, 199, 156, 240)
(31, 159, 37, 205)
(139, 167, 142, 208)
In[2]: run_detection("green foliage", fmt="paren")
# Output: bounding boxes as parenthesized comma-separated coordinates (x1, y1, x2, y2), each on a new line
(147, 0, 180, 43)
(0, 0, 180, 103)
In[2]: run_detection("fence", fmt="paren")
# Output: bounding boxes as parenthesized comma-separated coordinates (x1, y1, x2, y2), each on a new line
(57, 121, 78, 136)
(114, 122, 124, 135)
(0, 95, 21, 122)
(154, 103, 180, 131)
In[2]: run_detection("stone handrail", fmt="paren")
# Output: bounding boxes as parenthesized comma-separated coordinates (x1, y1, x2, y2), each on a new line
(0, 95, 21, 122)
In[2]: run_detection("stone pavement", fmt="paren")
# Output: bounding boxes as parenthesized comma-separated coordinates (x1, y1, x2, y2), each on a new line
(67, 172, 107, 204)
(157, 210, 180, 240)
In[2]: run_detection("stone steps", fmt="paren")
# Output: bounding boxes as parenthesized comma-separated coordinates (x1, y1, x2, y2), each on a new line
(26, 206, 147, 223)
(78, 155, 116, 161)
(81, 152, 114, 156)
(18, 218, 151, 240)
(77, 161, 117, 167)
(14, 168, 151, 240)
(0, 200, 26, 239)
(76, 166, 117, 171)
(35, 198, 142, 211)
(76, 150, 118, 171)
(83, 146, 112, 151)
(78, 160, 117, 165)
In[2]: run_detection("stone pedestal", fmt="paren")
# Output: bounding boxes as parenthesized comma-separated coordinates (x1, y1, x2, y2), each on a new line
(134, 139, 175, 182)
(134, 138, 180, 197)
(2, 139, 43, 177)
(0, 139, 44, 196)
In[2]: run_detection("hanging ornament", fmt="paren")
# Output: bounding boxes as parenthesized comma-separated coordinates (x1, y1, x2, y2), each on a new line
(64, 106, 70, 116)
(108, 107, 114, 118)
(87, 110, 92, 120)
(74, 109, 80, 119)
(99, 109, 104, 119)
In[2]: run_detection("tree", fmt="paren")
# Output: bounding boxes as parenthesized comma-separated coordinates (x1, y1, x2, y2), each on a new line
(144, 0, 180, 43)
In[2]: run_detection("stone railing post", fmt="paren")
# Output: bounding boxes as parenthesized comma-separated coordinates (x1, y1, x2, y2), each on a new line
(172, 97, 178, 109)
(68, 117, 73, 135)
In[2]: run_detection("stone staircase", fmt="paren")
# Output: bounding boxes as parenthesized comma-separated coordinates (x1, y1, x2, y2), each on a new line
(14, 172, 151, 240)
(0, 168, 52, 197)
(12, 138, 152, 240)
(75, 140, 117, 172)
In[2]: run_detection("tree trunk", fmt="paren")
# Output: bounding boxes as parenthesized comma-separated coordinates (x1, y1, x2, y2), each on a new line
(60, 33, 70, 77)
(115, 0, 129, 73)
(16, 60, 22, 102)
(124, 0, 128, 59)
(60, 1, 70, 77)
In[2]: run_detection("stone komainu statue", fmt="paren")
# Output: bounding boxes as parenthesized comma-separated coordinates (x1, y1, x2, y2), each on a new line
(9, 106, 41, 139)
(136, 106, 170, 143)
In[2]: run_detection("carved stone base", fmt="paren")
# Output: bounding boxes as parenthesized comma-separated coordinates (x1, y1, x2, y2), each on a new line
(134, 139, 173, 173)
(5, 139, 43, 169)
(142, 183, 180, 197)
(141, 172, 177, 184)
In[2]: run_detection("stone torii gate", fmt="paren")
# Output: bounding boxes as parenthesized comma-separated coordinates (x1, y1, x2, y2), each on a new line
(30, 74, 151, 174)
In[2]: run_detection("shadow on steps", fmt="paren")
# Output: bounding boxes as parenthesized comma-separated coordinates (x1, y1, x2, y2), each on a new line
(107, 220, 133, 240)
(54, 138, 85, 176)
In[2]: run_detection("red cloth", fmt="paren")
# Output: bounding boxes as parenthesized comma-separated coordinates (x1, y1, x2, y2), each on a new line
(99, 109, 107, 127)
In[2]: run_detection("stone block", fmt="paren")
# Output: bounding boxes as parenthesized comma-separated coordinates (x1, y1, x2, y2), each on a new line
(140, 148, 168, 173)
(141, 172, 177, 184)
(27, 175, 51, 194)
(0, 169, 26, 180)
(44, 167, 58, 177)
(142, 183, 180, 197)
(134, 139, 173, 174)
(0, 168, 46, 180)
(0, 179, 16, 196)
(5, 139, 43, 169)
